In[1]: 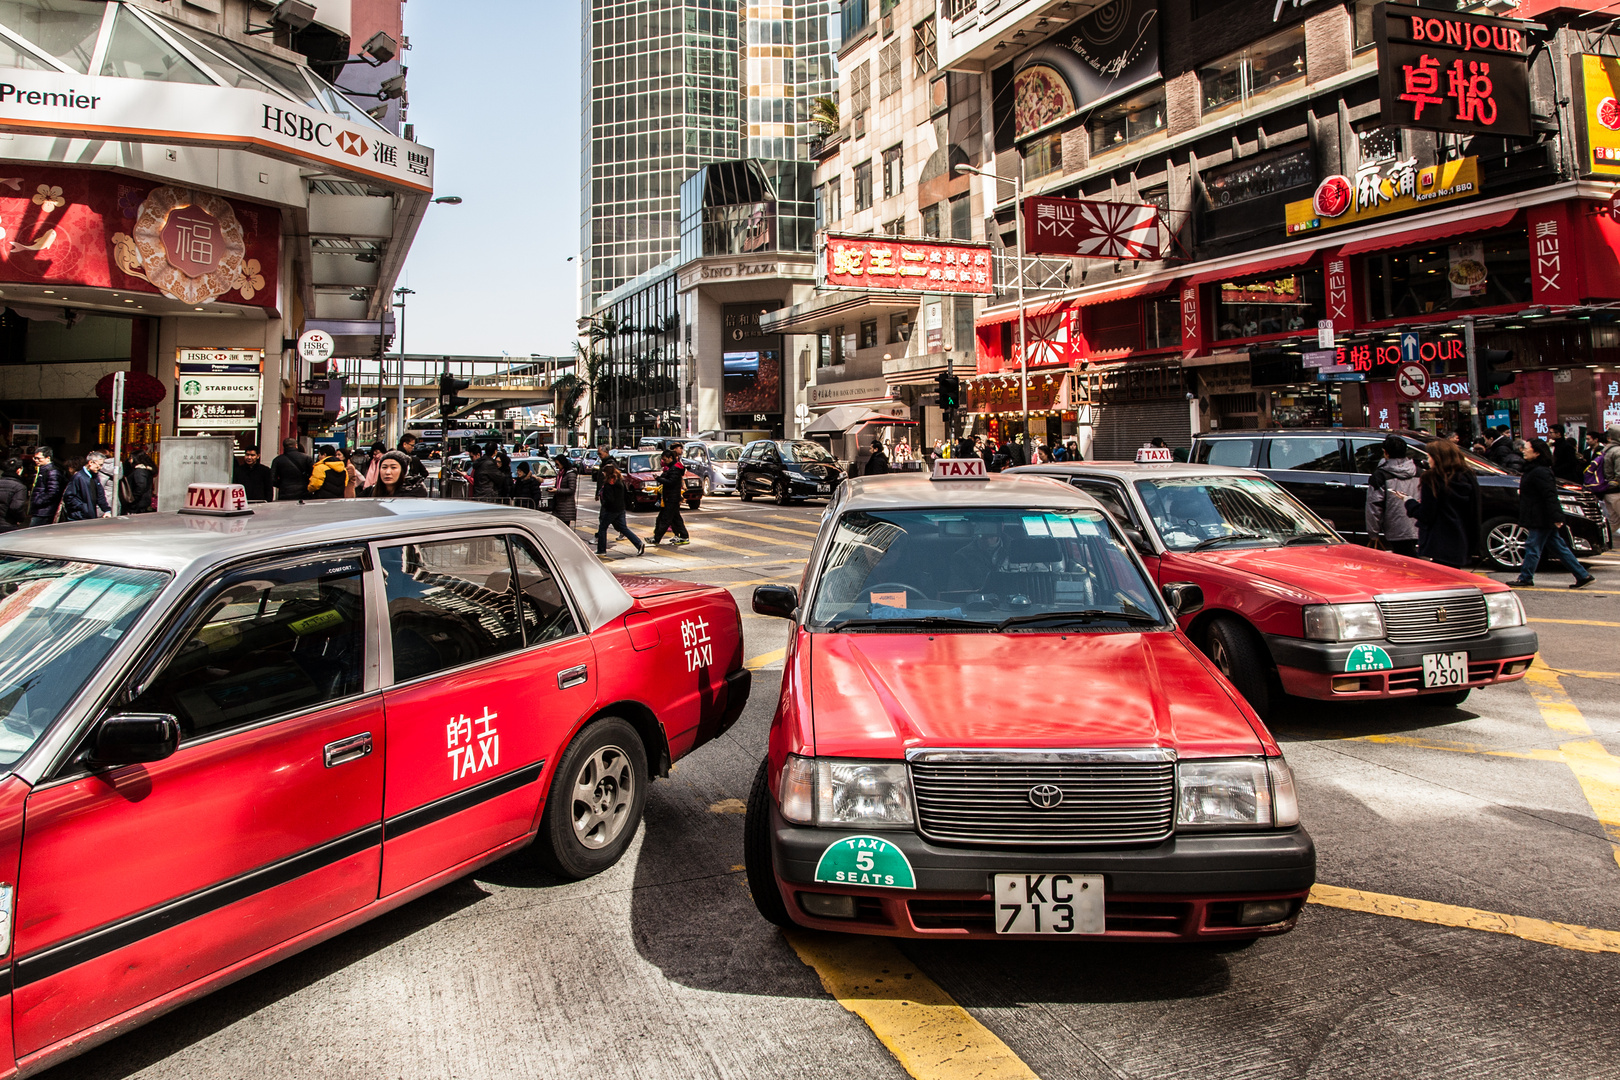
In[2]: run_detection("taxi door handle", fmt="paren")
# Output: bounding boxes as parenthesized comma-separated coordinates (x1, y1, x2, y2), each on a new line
(323, 732, 373, 768)
(558, 664, 589, 690)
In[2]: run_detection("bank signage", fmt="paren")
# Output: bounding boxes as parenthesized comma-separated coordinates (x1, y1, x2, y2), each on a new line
(1284, 156, 1481, 236)
(0, 71, 432, 192)
(823, 235, 995, 295)
(1375, 4, 1532, 138)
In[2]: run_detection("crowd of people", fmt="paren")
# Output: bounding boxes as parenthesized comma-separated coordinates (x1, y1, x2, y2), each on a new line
(854, 432, 1086, 476)
(0, 444, 162, 530)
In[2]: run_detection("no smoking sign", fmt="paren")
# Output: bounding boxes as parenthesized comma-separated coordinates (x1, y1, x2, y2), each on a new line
(1396, 362, 1430, 399)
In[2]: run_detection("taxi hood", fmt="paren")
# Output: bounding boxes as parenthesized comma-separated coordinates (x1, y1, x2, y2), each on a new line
(1196, 544, 1489, 601)
(806, 631, 1269, 761)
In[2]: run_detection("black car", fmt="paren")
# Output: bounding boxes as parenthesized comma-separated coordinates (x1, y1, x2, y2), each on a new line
(736, 439, 845, 505)
(1191, 428, 1611, 570)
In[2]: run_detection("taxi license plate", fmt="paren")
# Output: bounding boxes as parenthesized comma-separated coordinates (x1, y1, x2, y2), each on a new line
(816, 483, 830, 493)
(994, 873, 1104, 935)
(1422, 651, 1469, 688)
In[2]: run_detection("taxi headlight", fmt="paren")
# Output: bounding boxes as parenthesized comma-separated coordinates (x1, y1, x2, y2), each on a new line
(1485, 591, 1525, 629)
(816, 760, 914, 829)
(1177, 759, 1272, 829)
(1302, 603, 1385, 642)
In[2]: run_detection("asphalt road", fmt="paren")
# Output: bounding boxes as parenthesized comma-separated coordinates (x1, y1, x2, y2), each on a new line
(52, 492, 1620, 1080)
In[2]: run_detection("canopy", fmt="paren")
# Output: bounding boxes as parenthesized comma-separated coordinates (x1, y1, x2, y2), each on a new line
(803, 406, 917, 435)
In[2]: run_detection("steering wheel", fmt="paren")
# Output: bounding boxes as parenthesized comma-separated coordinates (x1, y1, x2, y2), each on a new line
(862, 582, 925, 606)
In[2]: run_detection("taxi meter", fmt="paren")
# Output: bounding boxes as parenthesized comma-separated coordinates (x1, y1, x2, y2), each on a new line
(932, 458, 988, 479)
(1136, 447, 1175, 463)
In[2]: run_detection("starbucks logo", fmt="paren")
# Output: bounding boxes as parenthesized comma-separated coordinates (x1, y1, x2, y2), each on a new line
(183, 380, 202, 396)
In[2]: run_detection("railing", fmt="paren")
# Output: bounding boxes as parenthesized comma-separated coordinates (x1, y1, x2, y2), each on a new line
(943, 0, 977, 22)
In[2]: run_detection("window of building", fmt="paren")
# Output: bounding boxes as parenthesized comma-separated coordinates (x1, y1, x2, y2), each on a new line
(1362, 231, 1531, 322)
(854, 160, 874, 210)
(1199, 25, 1306, 115)
(921, 202, 942, 237)
(889, 311, 913, 344)
(882, 143, 904, 197)
(842, 0, 871, 41)
(1352, 0, 1379, 52)
(819, 329, 843, 368)
(1202, 147, 1314, 210)
(1023, 131, 1062, 180)
(914, 16, 937, 77)
(1357, 125, 1399, 165)
(953, 297, 977, 363)
(949, 193, 972, 240)
(816, 178, 844, 231)
(880, 41, 902, 99)
(849, 61, 871, 137)
(884, 217, 906, 235)
(1211, 269, 1324, 341)
(860, 319, 879, 349)
(1088, 87, 1166, 155)
(101, 6, 213, 84)
(1145, 296, 1181, 350)
(1089, 299, 1141, 354)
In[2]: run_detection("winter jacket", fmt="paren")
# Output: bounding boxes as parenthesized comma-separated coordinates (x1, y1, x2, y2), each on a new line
(232, 461, 273, 503)
(397, 442, 429, 482)
(599, 478, 629, 516)
(271, 450, 313, 501)
(97, 460, 116, 510)
(1552, 437, 1585, 485)
(472, 457, 509, 498)
(363, 474, 428, 498)
(512, 475, 545, 506)
(125, 463, 157, 513)
(865, 450, 890, 476)
(1365, 457, 1423, 545)
(1517, 459, 1562, 530)
(29, 462, 63, 517)
(1486, 436, 1525, 474)
(61, 467, 109, 521)
(306, 459, 348, 499)
(657, 462, 686, 505)
(1407, 471, 1481, 568)
(0, 476, 27, 528)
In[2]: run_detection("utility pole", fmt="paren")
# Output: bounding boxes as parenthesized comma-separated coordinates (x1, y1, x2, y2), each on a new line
(1462, 316, 1480, 441)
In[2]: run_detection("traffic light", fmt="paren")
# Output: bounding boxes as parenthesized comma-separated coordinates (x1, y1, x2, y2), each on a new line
(937, 371, 961, 410)
(439, 368, 471, 418)
(1478, 348, 1516, 396)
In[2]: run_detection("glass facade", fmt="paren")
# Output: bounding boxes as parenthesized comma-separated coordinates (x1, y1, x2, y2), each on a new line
(679, 158, 816, 261)
(589, 271, 684, 444)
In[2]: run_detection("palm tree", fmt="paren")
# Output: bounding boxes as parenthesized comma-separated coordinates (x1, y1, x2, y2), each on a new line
(809, 96, 839, 136)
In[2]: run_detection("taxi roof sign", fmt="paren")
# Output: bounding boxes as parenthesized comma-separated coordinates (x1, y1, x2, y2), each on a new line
(932, 458, 988, 480)
(1135, 447, 1175, 463)
(181, 482, 252, 516)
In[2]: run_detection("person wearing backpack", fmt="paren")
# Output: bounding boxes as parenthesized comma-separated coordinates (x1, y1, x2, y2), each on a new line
(1365, 435, 1424, 556)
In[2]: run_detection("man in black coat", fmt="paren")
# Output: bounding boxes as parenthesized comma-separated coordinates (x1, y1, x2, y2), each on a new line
(270, 439, 313, 501)
(1486, 428, 1525, 473)
(397, 434, 430, 482)
(1548, 424, 1585, 484)
(28, 446, 63, 526)
(1510, 438, 1594, 588)
(649, 450, 690, 546)
(233, 446, 275, 502)
(0, 459, 28, 530)
(864, 439, 889, 476)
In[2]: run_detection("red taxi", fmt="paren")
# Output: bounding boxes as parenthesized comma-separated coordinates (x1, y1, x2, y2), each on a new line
(1010, 459, 1538, 715)
(743, 460, 1314, 943)
(0, 493, 747, 1075)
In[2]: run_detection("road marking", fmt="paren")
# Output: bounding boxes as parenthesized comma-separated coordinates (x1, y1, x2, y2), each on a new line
(690, 523, 805, 547)
(1525, 661, 1620, 869)
(1541, 667, 1620, 679)
(786, 931, 1041, 1080)
(1309, 884, 1620, 955)
(746, 647, 787, 670)
(1511, 587, 1620, 595)
(717, 516, 822, 539)
(1528, 618, 1620, 627)
(1348, 732, 1566, 763)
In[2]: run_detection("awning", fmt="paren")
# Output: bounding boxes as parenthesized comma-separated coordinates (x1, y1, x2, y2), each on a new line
(975, 298, 1073, 328)
(1187, 250, 1317, 287)
(1333, 209, 1520, 258)
(760, 291, 918, 334)
(1072, 277, 1180, 307)
(802, 405, 917, 435)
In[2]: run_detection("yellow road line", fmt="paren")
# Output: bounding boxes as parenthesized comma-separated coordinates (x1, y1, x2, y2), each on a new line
(1309, 884, 1620, 955)
(1528, 617, 1620, 627)
(787, 931, 1040, 1080)
(745, 647, 787, 670)
(1541, 668, 1620, 680)
(1349, 732, 1566, 762)
(1525, 660, 1620, 869)
(717, 516, 822, 539)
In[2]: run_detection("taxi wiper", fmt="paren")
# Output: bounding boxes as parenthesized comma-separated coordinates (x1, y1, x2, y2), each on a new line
(995, 608, 1162, 630)
(830, 615, 987, 632)
(1282, 531, 1337, 546)
(1189, 532, 1270, 552)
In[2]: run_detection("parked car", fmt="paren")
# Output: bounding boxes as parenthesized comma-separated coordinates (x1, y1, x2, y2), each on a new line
(681, 440, 745, 496)
(616, 451, 664, 511)
(736, 439, 845, 505)
(0, 495, 749, 1073)
(1010, 460, 1539, 716)
(743, 464, 1314, 942)
(1191, 428, 1611, 570)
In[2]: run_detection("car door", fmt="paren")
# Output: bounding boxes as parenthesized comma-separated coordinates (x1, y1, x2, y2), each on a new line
(1065, 475, 1161, 573)
(1259, 435, 1354, 534)
(375, 531, 595, 895)
(12, 551, 382, 1056)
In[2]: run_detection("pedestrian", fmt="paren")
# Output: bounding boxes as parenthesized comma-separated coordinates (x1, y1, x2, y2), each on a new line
(650, 449, 690, 546)
(233, 446, 273, 503)
(594, 443, 619, 499)
(550, 453, 578, 525)
(364, 450, 428, 497)
(472, 443, 508, 498)
(396, 433, 429, 483)
(271, 438, 313, 501)
(512, 462, 545, 507)
(305, 446, 348, 499)
(95, 445, 117, 511)
(1365, 435, 1423, 556)
(1510, 438, 1595, 588)
(1066, 438, 1083, 462)
(865, 438, 889, 476)
(1407, 438, 1481, 568)
(1549, 424, 1584, 485)
(1486, 427, 1525, 473)
(0, 459, 27, 531)
(28, 445, 64, 526)
(595, 465, 645, 555)
(61, 452, 110, 521)
(357, 439, 387, 491)
(1593, 426, 1620, 538)
(125, 451, 158, 512)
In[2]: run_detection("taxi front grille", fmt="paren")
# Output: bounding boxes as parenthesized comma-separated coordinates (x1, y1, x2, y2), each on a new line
(1376, 592, 1488, 645)
(908, 751, 1176, 847)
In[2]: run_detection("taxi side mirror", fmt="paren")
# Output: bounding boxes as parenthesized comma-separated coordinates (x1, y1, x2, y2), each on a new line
(1161, 583, 1204, 618)
(753, 585, 799, 620)
(91, 713, 181, 767)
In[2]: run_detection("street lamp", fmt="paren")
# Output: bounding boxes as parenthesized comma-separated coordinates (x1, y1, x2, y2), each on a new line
(394, 286, 415, 445)
(955, 162, 1029, 450)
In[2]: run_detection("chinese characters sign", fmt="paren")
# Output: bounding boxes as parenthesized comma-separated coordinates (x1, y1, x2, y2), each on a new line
(447, 708, 500, 783)
(1285, 156, 1480, 235)
(823, 234, 994, 295)
(1023, 197, 1165, 261)
(1570, 54, 1620, 179)
(1376, 4, 1531, 138)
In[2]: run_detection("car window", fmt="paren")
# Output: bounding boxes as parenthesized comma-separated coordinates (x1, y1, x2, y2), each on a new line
(128, 556, 365, 742)
(510, 536, 578, 645)
(1070, 479, 1140, 529)
(1266, 437, 1343, 471)
(380, 536, 524, 682)
(710, 443, 743, 462)
(1350, 438, 1385, 474)
(783, 440, 835, 463)
(626, 454, 654, 473)
(0, 559, 168, 767)
(1195, 439, 1258, 467)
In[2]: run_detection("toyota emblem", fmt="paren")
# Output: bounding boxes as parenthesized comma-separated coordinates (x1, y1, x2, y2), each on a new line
(1435, 607, 1449, 623)
(1027, 784, 1064, 809)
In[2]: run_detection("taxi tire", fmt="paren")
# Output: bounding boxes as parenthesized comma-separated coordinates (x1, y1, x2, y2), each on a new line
(537, 717, 649, 880)
(744, 757, 798, 929)
(1205, 617, 1274, 719)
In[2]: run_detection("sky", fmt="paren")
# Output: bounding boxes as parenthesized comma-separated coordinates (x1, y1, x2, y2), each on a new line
(392, 0, 580, 360)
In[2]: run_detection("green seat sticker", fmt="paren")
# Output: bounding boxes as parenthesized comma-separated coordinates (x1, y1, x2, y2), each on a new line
(1345, 644, 1393, 672)
(813, 835, 916, 890)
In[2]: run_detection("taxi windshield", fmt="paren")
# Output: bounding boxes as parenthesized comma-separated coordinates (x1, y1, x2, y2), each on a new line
(0, 557, 168, 769)
(808, 508, 1166, 631)
(1135, 475, 1335, 552)
(625, 454, 655, 473)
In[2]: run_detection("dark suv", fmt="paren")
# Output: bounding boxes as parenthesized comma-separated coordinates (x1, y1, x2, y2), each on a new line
(1191, 429, 1611, 570)
(736, 439, 845, 505)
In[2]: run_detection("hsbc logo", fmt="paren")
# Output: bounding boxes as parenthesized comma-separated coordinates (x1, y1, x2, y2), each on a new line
(336, 131, 369, 157)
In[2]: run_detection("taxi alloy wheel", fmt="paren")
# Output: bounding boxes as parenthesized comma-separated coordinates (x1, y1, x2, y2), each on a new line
(538, 717, 648, 880)
(1205, 616, 1274, 719)
(744, 757, 798, 928)
(1482, 516, 1528, 572)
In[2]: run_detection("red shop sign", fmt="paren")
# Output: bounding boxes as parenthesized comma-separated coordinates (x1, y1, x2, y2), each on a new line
(823, 234, 994, 295)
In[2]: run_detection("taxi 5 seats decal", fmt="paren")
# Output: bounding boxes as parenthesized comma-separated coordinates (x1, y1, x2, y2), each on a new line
(814, 835, 916, 889)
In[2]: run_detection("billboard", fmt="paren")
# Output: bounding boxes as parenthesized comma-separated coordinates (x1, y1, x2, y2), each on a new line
(1023, 196, 1165, 260)
(823, 234, 994, 295)
(1284, 156, 1481, 236)
(1376, 3, 1532, 138)
(1570, 54, 1620, 178)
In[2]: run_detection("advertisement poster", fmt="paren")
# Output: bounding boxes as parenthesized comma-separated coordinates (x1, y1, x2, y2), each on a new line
(823, 234, 994, 295)
(1571, 54, 1620, 178)
(1285, 156, 1480, 236)
(1448, 240, 1488, 298)
(722, 303, 782, 418)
